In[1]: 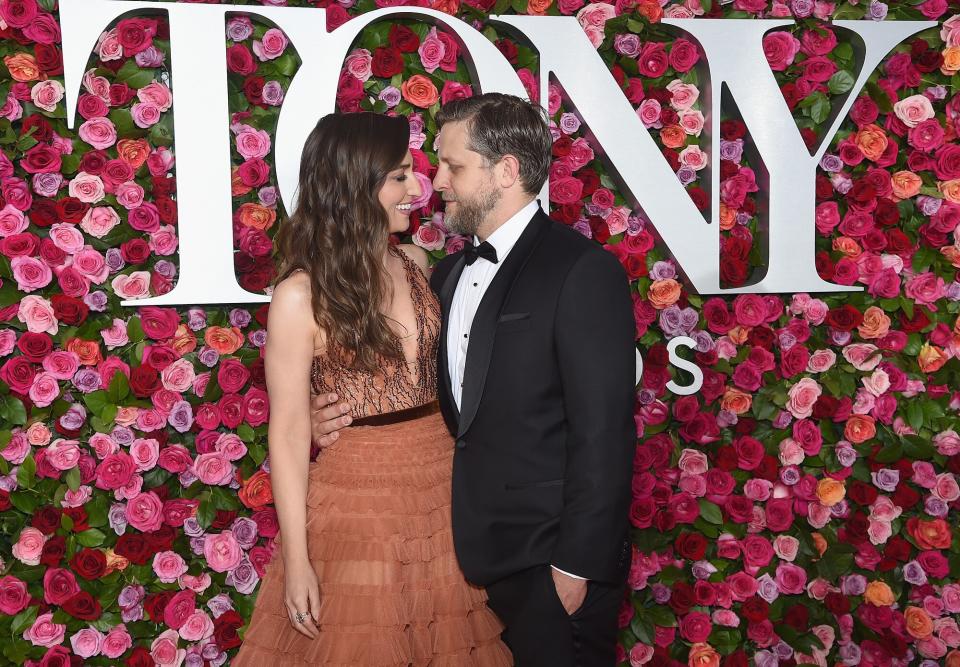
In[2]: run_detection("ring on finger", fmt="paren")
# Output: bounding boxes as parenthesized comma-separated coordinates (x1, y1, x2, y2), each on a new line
(294, 611, 307, 624)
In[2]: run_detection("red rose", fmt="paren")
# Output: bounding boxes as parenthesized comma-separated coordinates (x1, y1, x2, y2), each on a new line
(114, 533, 152, 565)
(213, 610, 244, 649)
(21, 115, 52, 142)
(62, 506, 89, 532)
(124, 646, 154, 667)
(495, 38, 518, 64)
(34, 43, 63, 76)
(668, 38, 700, 72)
(243, 76, 265, 106)
(779, 344, 809, 378)
(637, 42, 668, 77)
(371, 46, 404, 78)
(674, 532, 707, 560)
(908, 517, 952, 549)
(51, 295, 88, 326)
(549, 176, 584, 205)
(144, 345, 177, 371)
(39, 535, 66, 567)
(155, 196, 178, 225)
(0, 0, 37, 28)
(120, 238, 151, 265)
(243, 387, 269, 427)
(226, 43, 256, 75)
(144, 590, 175, 624)
(61, 591, 102, 621)
(668, 582, 694, 615)
(115, 17, 157, 56)
(25, 198, 55, 228)
(109, 82, 136, 107)
(764, 497, 794, 531)
(388, 24, 420, 52)
(56, 197, 89, 223)
(217, 359, 250, 393)
(39, 238, 66, 267)
(0, 357, 36, 395)
(741, 596, 770, 622)
(437, 31, 459, 72)
(825, 304, 863, 331)
(440, 80, 472, 105)
(16, 331, 52, 362)
(139, 306, 180, 340)
(20, 144, 61, 174)
(239, 264, 274, 293)
(130, 365, 160, 398)
(238, 158, 270, 188)
(219, 393, 244, 429)
(579, 169, 600, 196)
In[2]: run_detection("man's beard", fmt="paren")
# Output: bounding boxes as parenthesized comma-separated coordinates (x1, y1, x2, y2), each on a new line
(443, 182, 501, 237)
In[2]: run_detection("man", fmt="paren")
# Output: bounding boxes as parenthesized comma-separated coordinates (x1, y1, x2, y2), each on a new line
(312, 93, 636, 666)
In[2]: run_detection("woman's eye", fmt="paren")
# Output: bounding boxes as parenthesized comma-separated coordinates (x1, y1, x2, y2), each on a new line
(396, 175, 407, 182)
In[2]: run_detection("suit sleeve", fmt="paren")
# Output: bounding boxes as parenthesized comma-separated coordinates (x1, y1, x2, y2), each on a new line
(550, 247, 636, 583)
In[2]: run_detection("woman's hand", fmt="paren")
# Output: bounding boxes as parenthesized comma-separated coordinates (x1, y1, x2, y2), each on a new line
(283, 558, 321, 639)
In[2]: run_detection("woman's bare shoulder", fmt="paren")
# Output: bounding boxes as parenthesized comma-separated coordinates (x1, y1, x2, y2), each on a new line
(397, 243, 430, 275)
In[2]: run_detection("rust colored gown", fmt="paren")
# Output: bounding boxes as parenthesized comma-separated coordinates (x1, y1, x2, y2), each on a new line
(232, 246, 512, 666)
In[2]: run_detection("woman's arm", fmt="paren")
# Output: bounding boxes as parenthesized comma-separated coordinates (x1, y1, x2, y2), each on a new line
(264, 274, 318, 568)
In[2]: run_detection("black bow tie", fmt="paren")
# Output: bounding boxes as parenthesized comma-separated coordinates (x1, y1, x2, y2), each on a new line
(463, 241, 498, 266)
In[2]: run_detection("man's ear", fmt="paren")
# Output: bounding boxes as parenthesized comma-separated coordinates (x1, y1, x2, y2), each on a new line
(497, 154, 521, 189)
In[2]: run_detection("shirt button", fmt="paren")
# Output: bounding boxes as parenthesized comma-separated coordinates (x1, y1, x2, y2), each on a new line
(456, 440, 467, 449)
(463, 334, 468, 338)
(473, 283, 478, 287)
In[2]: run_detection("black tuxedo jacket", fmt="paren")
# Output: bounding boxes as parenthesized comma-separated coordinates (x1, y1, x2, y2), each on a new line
(429, 207, 636, 587)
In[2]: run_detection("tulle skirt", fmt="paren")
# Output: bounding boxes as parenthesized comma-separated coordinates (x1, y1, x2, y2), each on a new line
(231, 408, 512, 666)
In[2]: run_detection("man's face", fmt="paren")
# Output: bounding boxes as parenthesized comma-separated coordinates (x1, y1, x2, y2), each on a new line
(433, 120, 502, 237)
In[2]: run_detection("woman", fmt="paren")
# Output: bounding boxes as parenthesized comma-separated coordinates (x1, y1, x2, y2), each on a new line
(231, 112, 512, 666)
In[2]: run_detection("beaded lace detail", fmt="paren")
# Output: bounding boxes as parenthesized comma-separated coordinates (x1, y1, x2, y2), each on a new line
(310, 246, 440, 419)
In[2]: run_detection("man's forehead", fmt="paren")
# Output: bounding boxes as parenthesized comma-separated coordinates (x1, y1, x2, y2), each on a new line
(437, 122, 471, 157)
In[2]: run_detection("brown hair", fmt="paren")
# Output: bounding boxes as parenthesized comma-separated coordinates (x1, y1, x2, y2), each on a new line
(273, 112, 410, 371)
(435, 92, 552, 195)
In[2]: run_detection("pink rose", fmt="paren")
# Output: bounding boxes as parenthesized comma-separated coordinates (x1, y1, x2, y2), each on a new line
(905, 271, 945, 308)
(638, 98, 662, 129)
(43, 568, 80, 605)
(193, 451, 234, 486)
(73, 247, 109, 284)
(30, 80, 64, 112)
(894, 94, 935, 128)
(934, 430, 960, 456)
(150, 629, 185, 667)
(842, 343, 881, 371)
(12, 527, 46, 566)
(101, 625, 133, 659)
(576, 3, 616, 48)
(111, 271, 152, 300)
(418, 28, 445, 73)
(773, 535, 800, 561)
(253, 28, 288, 61)
(49, 223, 85, 254)
(125, 490, 164, 532)
(787, 378, 821, 419)
(235, 126, 271, 160)
(80, 206, 120, 238)
(69, 627, 104, 659)
(11, 256, 52, 292)
(678, 449, 708, 475)
(69, 172, 105, 203)
(163, 589, 196, 631)
(732, 294, 767, 327)
(806, 349, 836, 373)
(204, 530, 242, 572)
(763, 31, 801, 71)
(0, 203, 27, 236)
(116, 181, 145, 209)
(29, 371, 60, 408)
(667, 80, 699, 111)
(774, 563, 807, 594)
(935, 473, 960, 502)
(179, 610, 214, 641)
(137, 81, 172, 111)
(0, 576, 30, 615)
(45, 439, 81, 470)
(679, 145, 707, 170)
(78, 117, 116, 150)
(742, 535, 774, 568)
(131, 101, 161, 128)
(413, 224, 445, 251)
(23, 612, 66, 648)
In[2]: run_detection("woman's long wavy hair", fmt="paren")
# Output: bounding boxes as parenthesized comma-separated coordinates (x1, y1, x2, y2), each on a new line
(274, 112, 410, 371)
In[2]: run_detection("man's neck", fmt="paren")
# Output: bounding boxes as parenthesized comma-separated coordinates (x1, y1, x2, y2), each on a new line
(475, 196, 537, 243)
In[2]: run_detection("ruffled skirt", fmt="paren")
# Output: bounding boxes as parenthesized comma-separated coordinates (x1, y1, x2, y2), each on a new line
(231, 409, 512, 666)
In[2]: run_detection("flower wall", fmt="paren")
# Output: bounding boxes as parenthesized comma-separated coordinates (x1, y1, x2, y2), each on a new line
(0, 0, 959, 665)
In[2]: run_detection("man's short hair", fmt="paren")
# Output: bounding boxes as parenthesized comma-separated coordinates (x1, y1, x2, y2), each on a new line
(436, 92, 553, 195)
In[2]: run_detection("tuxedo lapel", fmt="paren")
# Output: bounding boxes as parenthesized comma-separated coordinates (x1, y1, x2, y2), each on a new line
(438, 254, 466, 424)
(457, 211, 551, 438)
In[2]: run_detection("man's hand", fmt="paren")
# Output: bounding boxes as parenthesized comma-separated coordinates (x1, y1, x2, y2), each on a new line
(309, 393, 352, 448)
(551, 568, 588, 616)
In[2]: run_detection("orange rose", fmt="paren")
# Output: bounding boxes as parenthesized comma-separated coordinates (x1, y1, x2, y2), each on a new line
(858, 306, 891, 340)
(811, 532, 827, 557)
(172, 324, 198, 357)
(856, 124, 888, 162)
(526, 0, 551, 14)
(908, 517, 952, 550)
(940, 179, 960, 204)
(117, 139, 151, 169)
(947, 650, 960, 667)
(687, 643, 720, 667)
(844, 414, 876, 444)
(239, 470, 274, 510)
(432, 0, 460, 13)
(66, 338, 103, 366)
(238, 202, 276, 231)
(944, 243, 960, 269)
(864, 581, 895, 606)
(832, 236, 862, 258)
(636, 0, 663, 22)
(816, 477, 845, 507)
(231, 166, 252, 197)
(4, 53, 41, 82)
(891, 170, 921, 200)
(401, 74, 440, 109)
(726, 326, 750, 345)
(720, 387, 751, 415)
(904, 606, 934, 640)
(918, 343, 948, 374)
(647, 278, 681, 310)
(942, 47, 960, 75)
(205, 326, 244, 355)
(115, 406, 139, 426)
(719, 203, 736, 231)
(660, 125, 686, 150)
(103, 549, 130, 575)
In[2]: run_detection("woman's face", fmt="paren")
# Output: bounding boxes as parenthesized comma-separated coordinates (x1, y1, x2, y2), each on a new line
(378, 150, 422, 234)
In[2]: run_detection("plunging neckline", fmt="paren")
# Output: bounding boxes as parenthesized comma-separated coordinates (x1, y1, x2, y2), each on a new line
(386, 244, 425, 387)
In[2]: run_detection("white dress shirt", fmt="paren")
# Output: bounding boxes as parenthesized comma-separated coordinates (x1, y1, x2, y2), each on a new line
(445, 198, 586, 582)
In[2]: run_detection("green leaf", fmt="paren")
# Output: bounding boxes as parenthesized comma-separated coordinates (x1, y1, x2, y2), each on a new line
(65, 466, 81, 492)
(107, 371, 130, 404)
(10, 605, 38, 635)
(197, 499, 215, 530)
(127, 316, 144, 343)
(698, 499, 723, 525)
(4, 395, 27, 426)
(827, 70, 855, 95)
(907, 401, 924, 432)
(60, 511, 74, 532)
(75, 528, 106, 547)
(237, 424, 255, 443)
(16, 454, 36, 489)
(9, 490, 39, 514)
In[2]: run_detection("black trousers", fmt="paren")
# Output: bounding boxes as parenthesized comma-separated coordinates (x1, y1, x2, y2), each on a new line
(484, 565, 624, 667)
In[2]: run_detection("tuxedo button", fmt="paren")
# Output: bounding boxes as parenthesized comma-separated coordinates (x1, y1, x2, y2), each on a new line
(456, 440, 467, 449)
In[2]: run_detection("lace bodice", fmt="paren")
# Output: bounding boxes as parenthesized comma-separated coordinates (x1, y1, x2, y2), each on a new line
(310, 245, 441, 419)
